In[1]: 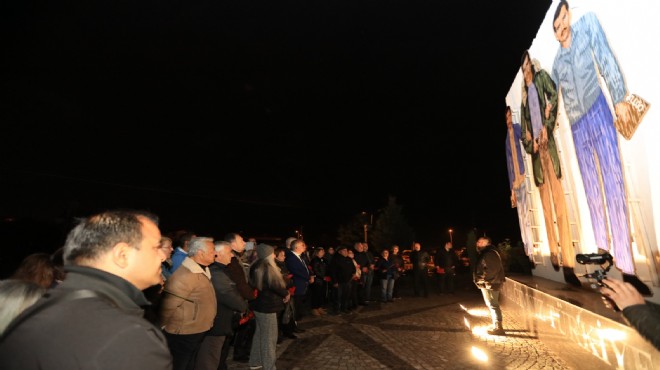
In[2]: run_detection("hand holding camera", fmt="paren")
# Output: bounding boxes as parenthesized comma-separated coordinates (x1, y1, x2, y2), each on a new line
(600, 277, 646, 312)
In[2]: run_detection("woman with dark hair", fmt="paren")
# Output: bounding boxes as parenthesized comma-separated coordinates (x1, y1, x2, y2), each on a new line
(309, 247, 327, 316)
(11, 253, 63, 289)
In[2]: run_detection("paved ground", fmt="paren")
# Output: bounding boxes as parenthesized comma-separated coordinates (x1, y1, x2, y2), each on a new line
(226, 272, 573, 370)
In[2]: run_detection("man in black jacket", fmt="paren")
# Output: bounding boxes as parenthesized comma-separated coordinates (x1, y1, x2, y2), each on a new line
(435, 242, 457, 294)
(219, 233, 256, 366)
(473, 236, 506, 335)
(196, 240, 249, 370)
(0, 210, 172, 370)
(410, 242, 430, 297)
(327, 246, 355, 315)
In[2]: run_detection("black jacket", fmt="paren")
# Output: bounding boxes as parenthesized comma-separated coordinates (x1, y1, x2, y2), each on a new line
(473, 245, 505, 290)
(0, 266, 172, 370)
(622, 301, 660, 350)
(249, 260, 289, 314)
(328, 254, 355, 284)
(227, 254, 256, 301)
(410, 250, 430, 271)
(208, 262, 249, 336)
(435, 248, 457, 271)
(310, 256, 327, 284)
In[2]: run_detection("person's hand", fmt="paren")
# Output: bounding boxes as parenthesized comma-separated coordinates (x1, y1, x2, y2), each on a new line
(544, 101, 553, 120)
(309, 276, 315, 284)
(525, 130, 532, 143)
(533, 138, 539, 153)
(600, 278, 646, 310)
(539, 127, 549, 148)
(283, 293, 291, 304)
(614, 101, 633, 126)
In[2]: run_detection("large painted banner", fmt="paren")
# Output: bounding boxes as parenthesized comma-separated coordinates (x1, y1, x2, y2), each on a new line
(505, 0, 660, 301)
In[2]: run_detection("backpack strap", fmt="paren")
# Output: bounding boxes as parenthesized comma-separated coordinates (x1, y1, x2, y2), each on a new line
(1, 289, 111, 341)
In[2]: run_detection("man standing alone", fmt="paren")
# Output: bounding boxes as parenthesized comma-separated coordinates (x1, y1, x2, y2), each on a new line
(473, 236, 506, 336)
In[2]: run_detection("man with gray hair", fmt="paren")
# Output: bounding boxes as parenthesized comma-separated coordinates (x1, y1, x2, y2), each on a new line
(195, 241, 249, 370)
(160, 236, 217, 370)
(0, 209, 172, 369)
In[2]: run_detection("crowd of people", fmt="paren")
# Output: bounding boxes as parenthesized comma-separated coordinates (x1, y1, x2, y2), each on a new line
(1, 208, 657, 370)
(0, 209, 455, 370)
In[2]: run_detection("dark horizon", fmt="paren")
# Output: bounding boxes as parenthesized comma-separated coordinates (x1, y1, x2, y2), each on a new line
(1, 0, 551, 273)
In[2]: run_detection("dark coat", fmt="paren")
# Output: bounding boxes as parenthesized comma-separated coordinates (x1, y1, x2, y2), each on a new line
(276, 259, 294, 289)
(0, 266, 172, 370)
(285, 250, 310, 296)
(328, 254, 355, 284)
(249, 260, 289, 314)
(310, 256, 327, 284)
(410, 250, 430, 272)
(435, 248, 457, 271)
(622, 301, 660, 351)
(226, 255, 256, 301)
(390, 254, 404, 274)
(208, 262, 249, 336)
(375, 257, 396, 279)
(473, 245, 506, 290)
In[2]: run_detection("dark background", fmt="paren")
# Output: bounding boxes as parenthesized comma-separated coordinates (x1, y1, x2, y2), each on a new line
(1, 1, 552, 265)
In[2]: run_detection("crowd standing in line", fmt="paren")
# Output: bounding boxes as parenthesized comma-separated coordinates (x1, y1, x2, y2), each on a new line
(0, 208, 492, 370)
(4, 207, 660, 364)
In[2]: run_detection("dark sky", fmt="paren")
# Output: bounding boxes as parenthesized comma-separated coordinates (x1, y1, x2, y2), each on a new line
(1, 0, 552, 251)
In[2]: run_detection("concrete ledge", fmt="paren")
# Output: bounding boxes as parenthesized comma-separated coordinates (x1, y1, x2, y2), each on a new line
(503, 274, 659, 369)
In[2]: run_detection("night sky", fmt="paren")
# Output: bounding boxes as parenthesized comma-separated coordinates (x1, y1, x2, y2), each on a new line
(1, 1, 552, 257)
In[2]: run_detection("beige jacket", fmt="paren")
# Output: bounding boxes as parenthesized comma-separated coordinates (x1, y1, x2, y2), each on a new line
(160, 257, 217, 334)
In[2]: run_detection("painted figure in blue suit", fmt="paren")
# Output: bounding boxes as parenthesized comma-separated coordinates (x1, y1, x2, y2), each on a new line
(551, 1, 636, 273)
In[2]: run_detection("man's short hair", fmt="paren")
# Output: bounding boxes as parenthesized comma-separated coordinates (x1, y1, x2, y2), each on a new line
(174, 231, 195, 249)
(214, 240, 232, 253)
(188, 237, 214, 256)
(224, 232, 241, 243)
(285, 237, 297, 249)
(291, 239, 305, 252)
(63, 210, 158, 265)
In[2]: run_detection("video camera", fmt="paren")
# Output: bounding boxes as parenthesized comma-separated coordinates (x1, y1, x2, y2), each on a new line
(575, 252, 619, 311)
(576, 252, 614, 284)
(576, 252, 614, 266)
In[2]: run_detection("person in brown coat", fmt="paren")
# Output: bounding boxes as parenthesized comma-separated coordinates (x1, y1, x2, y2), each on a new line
(160, 236, 217, 370)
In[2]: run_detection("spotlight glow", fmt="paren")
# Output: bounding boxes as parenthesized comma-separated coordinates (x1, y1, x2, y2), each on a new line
(472, 325, 489, 336)
(464, 316, 471, 329)
(471, 346, 488, 362)
(596, 328, 626, 341)
(466, 308, 490, 317)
